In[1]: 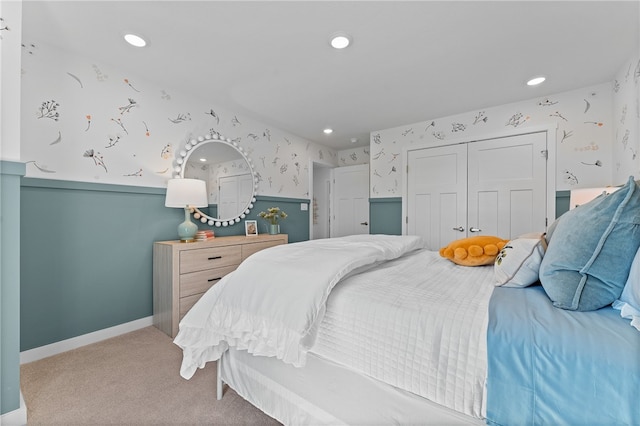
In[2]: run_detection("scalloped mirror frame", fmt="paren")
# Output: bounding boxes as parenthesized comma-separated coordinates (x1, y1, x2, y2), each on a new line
(173, 133, 258, 228)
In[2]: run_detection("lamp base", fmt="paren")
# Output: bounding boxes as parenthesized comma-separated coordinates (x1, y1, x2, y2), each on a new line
(177, 207, 198, 243)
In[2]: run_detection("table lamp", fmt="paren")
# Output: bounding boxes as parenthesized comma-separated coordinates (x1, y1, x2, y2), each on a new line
(165, 178, 208, 242)
(569, 186, 621, 209)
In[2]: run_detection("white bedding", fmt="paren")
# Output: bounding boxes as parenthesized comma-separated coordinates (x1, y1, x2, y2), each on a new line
(310, 249, 495, 419)
(222, 347, 484, 425)
(174, 234, 424, 379)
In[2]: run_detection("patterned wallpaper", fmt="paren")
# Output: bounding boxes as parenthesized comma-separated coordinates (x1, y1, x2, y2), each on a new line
(613, 53, 640, 184)
(19, 40, 639, 200)
(369, 81, 625, 197)
(336, 145, 370, 167)
(20, 40, 339, 199)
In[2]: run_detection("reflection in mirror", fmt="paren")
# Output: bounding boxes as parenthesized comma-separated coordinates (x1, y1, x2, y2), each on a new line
(183, 143, 251, 219)
(173, 133, 258, 227)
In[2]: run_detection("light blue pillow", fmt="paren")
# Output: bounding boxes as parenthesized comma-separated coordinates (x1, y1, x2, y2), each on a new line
(539, 176, 640, 311)
(613, 246, 640, 331)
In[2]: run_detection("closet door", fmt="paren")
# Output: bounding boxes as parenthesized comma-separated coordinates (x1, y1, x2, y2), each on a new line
(467, 132, 547, 238)
(406, 144, 467, 250)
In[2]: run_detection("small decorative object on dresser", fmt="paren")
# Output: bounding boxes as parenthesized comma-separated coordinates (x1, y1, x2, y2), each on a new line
(153, 234, 288, 337)
(194, 229, 215, 241)
(258, 207, 287, 235)
(245, 220, 258, 236)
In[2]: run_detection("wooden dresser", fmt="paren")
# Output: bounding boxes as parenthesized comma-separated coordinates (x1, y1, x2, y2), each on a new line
(153, 234, 288, 337)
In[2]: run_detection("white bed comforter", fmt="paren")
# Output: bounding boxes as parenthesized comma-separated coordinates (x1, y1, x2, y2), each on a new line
(174, 234, 424, 379)
(311, 249, 495, 419)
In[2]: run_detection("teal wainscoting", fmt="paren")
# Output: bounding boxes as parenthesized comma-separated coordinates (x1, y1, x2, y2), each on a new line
(370, 197, 402, 235)
(20, 179, 177, 351)
(234, 196, 310, 243)
(1, 161, 25, 415)
(556, 190, 570, 218)
(20, 178, 309, 351)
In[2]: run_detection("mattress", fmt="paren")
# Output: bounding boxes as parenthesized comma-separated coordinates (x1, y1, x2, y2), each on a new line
(310, 249, 496, 419)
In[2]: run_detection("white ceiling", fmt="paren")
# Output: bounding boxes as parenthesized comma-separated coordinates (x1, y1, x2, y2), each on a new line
(21, 1, 640, 150)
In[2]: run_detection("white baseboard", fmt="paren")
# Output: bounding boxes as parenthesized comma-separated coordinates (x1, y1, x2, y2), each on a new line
(20, 316, 154, 364)
(1, 392, 27, 426)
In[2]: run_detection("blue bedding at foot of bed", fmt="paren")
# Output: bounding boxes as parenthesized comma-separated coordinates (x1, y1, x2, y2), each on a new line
(486, 285, 640, 426)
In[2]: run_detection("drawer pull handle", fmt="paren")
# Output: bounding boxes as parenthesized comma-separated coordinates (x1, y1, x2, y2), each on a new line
(208, 277, 222, 283)
(208, 256, 222, 260)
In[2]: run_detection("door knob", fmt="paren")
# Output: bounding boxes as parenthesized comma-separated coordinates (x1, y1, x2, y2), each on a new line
(452, 226, 465, 232)
(470, 227, 482, 232)
(360, 222, 369, 226)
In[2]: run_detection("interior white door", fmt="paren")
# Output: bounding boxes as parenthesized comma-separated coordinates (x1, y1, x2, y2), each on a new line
(218, 176, 237, 219)
(311, 164, 332, 240)
(332, 164, 370, 237)
(237, 173, 253, 211)
(467, 132, 547, 238)
(406, 144, 467, 250)
(218, 173, 251, 219)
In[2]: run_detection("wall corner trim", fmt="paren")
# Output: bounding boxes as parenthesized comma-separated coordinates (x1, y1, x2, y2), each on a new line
(20, 177, 165, 195)
(370, 197, 402, 204)
(0, 392, 27, 426)
(0, 161, 26, 177)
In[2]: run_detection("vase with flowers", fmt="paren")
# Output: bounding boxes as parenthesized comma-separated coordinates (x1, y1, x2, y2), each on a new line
(258, 207, 287, 235)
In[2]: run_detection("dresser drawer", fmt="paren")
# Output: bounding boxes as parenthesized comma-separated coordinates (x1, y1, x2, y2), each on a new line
(179, 293, 203, 319)
(242, 240, 282, 261)
(180, 245, 242, 273)
(180, 264, 237, 298)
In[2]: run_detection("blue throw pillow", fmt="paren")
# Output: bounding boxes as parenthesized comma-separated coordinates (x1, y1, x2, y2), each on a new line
(539, 176, 640, 311)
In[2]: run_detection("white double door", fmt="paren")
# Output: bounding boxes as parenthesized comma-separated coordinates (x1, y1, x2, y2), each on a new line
(405, 131, 549, 250)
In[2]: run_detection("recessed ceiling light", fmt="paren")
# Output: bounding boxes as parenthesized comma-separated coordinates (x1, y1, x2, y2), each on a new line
(199, 158, 207, 162)
(124, 33, 147, 48)
(330, 33, 351, 49)
(527, 76, 546, 86)
(323, 128, 333, 134)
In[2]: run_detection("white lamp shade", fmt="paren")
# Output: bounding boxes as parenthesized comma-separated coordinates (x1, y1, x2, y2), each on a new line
(165, 179, 208, 208)
(569, 186, 621, 209)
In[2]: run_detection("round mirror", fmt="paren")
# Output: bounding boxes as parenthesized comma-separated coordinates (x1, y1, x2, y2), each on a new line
(173, 133, 258, 227)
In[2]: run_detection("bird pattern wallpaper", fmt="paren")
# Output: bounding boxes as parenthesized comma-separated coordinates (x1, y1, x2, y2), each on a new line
(19, 39, 358, 200)
(369, 54, 639, 196)
(19, 39, 639, 201)
(613, 54, 640, 184)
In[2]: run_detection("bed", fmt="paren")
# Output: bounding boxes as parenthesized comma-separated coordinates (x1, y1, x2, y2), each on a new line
(174, 177, 640, 425)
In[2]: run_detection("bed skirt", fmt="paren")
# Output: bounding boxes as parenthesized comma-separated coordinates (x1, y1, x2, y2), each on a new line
(221, 348, 483, 425)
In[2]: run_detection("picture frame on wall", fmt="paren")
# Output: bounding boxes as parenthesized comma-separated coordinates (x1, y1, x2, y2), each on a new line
(245, 220, 258, 236)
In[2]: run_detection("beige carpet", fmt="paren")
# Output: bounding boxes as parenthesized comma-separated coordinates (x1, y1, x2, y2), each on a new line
(20, 326, 281, 425)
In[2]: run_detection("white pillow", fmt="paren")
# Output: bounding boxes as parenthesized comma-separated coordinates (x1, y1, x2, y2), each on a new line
(494, 233, 547, 288)
(612, 246, 640, 332)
